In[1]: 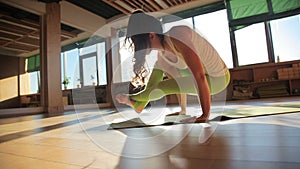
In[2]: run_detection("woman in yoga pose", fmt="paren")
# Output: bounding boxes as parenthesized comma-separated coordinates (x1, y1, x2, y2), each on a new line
(116, 10, 230, 122)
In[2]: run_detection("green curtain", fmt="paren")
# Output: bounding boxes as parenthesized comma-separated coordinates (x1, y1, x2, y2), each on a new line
(226, 0, 300, 30)
(272, 0, 300, 13)
(27, 54, 40, 73)
(230, 0, 268, 20)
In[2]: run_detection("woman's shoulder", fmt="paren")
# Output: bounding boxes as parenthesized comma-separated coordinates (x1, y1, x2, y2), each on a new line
(167, 26, 193, 39)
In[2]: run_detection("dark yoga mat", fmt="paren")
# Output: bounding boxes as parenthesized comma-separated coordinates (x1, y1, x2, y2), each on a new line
(108, 111, 300, 130)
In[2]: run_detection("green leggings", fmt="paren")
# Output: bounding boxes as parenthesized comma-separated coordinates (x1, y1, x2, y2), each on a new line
(130, 67, 230, 110)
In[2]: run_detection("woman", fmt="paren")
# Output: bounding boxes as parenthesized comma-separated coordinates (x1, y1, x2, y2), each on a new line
(116, 10, 230, 122)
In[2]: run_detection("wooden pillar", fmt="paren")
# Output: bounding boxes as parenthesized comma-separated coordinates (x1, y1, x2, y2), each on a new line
(106, 28, 119, 106)
(40, 2, 63, 114)
(105, 36, 113, 105)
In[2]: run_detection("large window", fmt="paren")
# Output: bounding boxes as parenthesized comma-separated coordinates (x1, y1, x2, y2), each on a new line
(270, 14, 300, 62)
(226, 0, 300, 67)
(194, 9, 233, 68)
(235, 23, 269, 66)
(61, 41, 107, 89)
(232, 14, 300, 66)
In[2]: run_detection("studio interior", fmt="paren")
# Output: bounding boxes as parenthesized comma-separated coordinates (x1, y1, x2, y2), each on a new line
(0, 0, 299, 169)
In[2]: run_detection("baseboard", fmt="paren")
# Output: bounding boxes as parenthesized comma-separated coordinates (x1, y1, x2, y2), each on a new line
(0, 107, 44, 117)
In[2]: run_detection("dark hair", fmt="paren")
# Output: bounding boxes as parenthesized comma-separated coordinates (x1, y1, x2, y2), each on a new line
(125, 10, 164, 89)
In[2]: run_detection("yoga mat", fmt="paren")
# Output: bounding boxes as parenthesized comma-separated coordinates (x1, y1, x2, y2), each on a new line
(109, 105, 300, 129)
(108, 115, 193, 130)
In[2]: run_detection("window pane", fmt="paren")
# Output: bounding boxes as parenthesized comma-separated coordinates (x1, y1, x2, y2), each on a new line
(82, 56, 97, 86)
(270, 14, 300, 62)
(97, 42, 107, 85)
(61, 49, 80, 89)
(194, 10, 233, 68)
(235, 23, 269, 66)
(119, 36, 134, 82)
(79, 44, 96, 55)
(61, 53, 64, 89)
(20, 70, 40, 94)
(29, 71, 39, 94)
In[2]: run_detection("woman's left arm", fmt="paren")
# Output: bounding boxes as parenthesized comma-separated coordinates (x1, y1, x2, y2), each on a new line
(169, 27, 211, 121)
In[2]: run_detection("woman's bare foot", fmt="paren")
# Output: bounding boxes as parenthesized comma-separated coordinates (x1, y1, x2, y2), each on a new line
(115, 94, 143, 113)
(115, 94, 132, 106)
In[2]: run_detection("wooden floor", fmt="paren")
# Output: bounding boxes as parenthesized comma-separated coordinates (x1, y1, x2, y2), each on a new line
(0, 97, 300, 169)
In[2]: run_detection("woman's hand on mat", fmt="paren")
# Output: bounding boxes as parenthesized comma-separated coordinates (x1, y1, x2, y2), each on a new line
(194, 115, 209, 123)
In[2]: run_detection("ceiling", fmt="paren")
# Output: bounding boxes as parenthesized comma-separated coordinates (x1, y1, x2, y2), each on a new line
(0, 0, 220, 58)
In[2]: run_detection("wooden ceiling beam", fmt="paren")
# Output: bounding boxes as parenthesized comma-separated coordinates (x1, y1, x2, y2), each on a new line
(147, 0, 162, 11)
(0, 15, 40, 29)
(154, 0, 169, 9)
(114, 1, 134, 13)
(18, 37, 39, 46)
(136, 0, 155, 12)
(14, 41, 39, 48)
(124, 0, 140, 10)
(61, 30, 77, 39)
(165, 0, 175, 6)
(6, 43, 38, 51)
(0, 30, 22, 39)
(103, 0, 131, 14)
(0, 46, 31, 53)
(1, 30, 38, 47)
(0, 22, 36, 35)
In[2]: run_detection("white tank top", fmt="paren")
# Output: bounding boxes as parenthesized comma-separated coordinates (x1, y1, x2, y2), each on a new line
(161, 29, 228, 77)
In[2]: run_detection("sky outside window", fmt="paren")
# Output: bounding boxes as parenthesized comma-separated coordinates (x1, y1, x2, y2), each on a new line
(271, 14, 300, 62)
(235, 23, 269, 66)
(194, 9, 233, 68)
